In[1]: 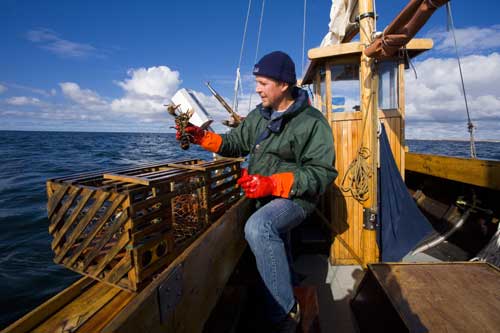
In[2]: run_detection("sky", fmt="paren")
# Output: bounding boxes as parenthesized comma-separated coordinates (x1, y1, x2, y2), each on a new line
(1, 0, 499, 140)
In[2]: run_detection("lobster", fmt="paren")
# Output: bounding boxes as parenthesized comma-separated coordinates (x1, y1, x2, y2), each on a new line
(166, 104, 195, 150)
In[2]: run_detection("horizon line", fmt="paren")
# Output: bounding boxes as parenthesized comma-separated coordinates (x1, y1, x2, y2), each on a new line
(1, 129, 499, 142)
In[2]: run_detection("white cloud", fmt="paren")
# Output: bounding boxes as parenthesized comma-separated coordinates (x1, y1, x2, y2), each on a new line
(5, 96, 42, 106)
(1, 82, 53, 97)
(27, 28, 98, 58)
(111, 66, 182, 116)
(110, 97, 165, 114)
(428, 25, 500, 55)
(406, 52, 500, 139)
(0, 84, 6, 94)
(59, 82, 107, 110)
(116, 66, 181, 98)
(190, 91, 237, 132)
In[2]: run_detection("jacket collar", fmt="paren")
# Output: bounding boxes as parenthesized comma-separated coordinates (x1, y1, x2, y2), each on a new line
(258, 87, 309, 134)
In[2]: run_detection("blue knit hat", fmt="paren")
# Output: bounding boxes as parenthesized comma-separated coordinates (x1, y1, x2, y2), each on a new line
(253, 51, 296, 85)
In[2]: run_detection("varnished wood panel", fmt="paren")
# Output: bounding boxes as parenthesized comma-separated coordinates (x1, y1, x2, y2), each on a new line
(406, 152, 500, 191)
(329, 113, 404, 265)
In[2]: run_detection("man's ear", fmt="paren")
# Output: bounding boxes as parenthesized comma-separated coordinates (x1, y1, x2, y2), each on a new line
(279, 82, 290, 93)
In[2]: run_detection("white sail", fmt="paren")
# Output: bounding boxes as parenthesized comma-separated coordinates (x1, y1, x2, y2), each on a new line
(320, 0, 359, 46)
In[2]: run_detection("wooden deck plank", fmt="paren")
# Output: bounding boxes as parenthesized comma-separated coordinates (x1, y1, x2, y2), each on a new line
(75, 290, 135, 333)
(2, 278, 94, 333)
(366, 262, 500, 332)
(31, 281, 121, 333)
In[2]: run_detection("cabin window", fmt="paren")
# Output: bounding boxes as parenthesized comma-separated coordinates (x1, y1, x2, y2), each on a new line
(378, 61, 399, 110)
(330, 63, 360, 112)
(319, 68, 327, 114)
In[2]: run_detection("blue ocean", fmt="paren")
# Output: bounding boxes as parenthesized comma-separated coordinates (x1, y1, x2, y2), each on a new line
(0, 130, 499, 328)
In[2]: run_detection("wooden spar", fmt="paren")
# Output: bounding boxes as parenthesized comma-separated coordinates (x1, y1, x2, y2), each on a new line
(359, 0, 379, 265)
(308, 39, 433, 61)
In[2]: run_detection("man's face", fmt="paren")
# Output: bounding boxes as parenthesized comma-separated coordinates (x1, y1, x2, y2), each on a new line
(255, 76, 289, 109)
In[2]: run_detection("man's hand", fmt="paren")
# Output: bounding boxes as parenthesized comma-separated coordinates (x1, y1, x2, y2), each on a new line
(238, 170, 276, 199)
(237, 168, 295, 199)
(176, 124, 205, 144)
(175, 124, 222, 153)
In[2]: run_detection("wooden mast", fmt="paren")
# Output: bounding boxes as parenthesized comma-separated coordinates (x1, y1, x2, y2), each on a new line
(359, 0, 379, 264)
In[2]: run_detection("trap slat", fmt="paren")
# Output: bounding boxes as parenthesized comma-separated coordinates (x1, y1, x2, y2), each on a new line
(51, 188, 94, 248)
(54, 192, 111, 263)
(81, 210, 130, 271)
(66, 194, 127, 268)
(103, 174, 152, 186)
(90, 231, 130, 277)
(166, 163, 207, 171)
(47, 183, 70, 218)
(49, 187, 81, 233)
(107, 255, 133, 284)
(46, 158, 242, 292)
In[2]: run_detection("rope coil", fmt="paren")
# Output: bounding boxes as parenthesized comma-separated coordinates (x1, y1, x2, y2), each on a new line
(341, 147, 372, 202)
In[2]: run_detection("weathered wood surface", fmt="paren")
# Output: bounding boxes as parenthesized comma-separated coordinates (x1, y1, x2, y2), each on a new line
(406, 152, 500, 191)
(352, 262, 500, 333)
(31, 282, 123, 333)
(3, 277, 94, 333)
(102, 198, 252, 333)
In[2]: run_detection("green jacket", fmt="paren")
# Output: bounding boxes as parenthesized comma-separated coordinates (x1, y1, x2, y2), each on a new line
(218, 88, 337, 214)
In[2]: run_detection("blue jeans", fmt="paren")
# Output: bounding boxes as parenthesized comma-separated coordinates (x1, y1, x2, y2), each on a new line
(244, 198, 307, 323)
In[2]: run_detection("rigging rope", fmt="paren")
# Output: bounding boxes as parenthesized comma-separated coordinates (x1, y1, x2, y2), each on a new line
(446, 2, 477, 158)
(302, 0, 307, 76)
(234, 0, 253, 113)
(248, 0, 266, 112)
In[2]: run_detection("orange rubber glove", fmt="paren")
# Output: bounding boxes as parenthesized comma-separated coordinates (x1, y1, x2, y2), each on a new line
(237, 168, 294, 199)
(176, 124, 222, 153)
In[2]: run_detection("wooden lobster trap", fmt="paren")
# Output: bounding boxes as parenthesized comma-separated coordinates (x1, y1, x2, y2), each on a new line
(46, 158, 242, 292)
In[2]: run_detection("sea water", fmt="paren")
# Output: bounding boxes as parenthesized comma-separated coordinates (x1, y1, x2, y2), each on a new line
(0, 130, 498, 328)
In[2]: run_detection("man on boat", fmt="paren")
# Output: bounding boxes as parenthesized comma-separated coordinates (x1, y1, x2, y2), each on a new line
(176, 51, 337, 331)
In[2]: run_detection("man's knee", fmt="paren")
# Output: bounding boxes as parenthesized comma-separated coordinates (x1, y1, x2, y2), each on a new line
(244, 214, 267, 246)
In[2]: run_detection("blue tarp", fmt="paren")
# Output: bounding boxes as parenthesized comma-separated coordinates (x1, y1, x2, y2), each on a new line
(377, 124, 433, 261)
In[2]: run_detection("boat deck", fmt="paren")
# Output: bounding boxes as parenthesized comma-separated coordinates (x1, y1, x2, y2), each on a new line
(294, 255, 362, 332)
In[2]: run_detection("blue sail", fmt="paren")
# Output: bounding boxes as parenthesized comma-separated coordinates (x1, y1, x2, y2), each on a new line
(377, 124, 433, 261)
